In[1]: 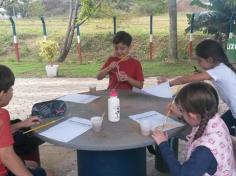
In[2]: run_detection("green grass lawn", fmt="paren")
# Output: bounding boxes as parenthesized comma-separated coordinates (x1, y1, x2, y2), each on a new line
(0, 14, 206, 78)
(0, 14, 189, 37)
(0, 13, 196, 61)
(1, 59, 196, 78)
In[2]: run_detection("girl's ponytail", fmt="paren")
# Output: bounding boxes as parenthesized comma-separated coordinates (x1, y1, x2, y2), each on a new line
(193, 114, 211, 141)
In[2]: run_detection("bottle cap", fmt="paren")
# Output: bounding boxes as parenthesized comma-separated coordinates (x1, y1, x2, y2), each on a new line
(109, 89, 118, 97)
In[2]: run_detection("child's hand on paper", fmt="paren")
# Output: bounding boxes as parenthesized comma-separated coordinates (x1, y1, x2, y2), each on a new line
(152, 129, 168, 145)
(166, 103, 182, 117)
(22, 116, 42, 128)
(117, 71, 129, 82)
(156, 76, 168, 84)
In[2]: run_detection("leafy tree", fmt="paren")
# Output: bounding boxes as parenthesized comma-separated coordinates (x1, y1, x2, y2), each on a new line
(0, 0, 5, 7)
(94, 0, 167, 18)
(27, 1, 45, 17)
(78, 0, 96, 22)
(2, 0, 44, 17)
(92, 0, 134, 18)
(225, 0, 236, 8)
(2, 0, 31, 17)
(42, 0, 70, 16)
(109, 0, 134, 11)
(58, 0, 103, 62)
(1, 0, 18, 16)
(0, 0, 17, 8)
(187, 0, 236, 43)
(135, 0, 168, 15)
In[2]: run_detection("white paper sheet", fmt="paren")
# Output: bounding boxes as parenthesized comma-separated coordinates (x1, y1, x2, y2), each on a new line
(40, 117, 92, 143)
(133, 82, 173, 98)
(57, 94, 99, 104)
(129, 111, 184, 131)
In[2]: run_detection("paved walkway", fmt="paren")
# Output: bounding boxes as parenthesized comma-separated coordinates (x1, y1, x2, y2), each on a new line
(7, 78, 226, 176)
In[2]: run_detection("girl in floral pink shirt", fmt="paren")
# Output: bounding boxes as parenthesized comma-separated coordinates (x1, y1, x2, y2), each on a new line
(152, 82, 236, 176)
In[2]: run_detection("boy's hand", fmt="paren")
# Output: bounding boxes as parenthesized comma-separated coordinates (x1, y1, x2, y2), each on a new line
(22, 116, 42, 128)
(152, 129, 168, 145)
(108, 62, 118, 71)
(157, 76, 168, 84)
(117, 71, 129, 82)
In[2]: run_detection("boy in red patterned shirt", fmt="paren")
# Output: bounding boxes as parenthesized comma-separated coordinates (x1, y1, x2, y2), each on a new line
(97, 31, 144, 90)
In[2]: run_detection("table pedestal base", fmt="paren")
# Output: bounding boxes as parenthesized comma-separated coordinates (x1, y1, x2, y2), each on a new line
(77, 147, 146, 176)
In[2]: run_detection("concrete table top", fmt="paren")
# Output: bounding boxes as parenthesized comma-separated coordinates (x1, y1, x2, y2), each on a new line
(37, 90, 185, 151)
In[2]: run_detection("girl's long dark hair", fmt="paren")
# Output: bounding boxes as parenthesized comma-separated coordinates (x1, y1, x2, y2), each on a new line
(195, 39, 236, 73)
(175, 82, 219, 141)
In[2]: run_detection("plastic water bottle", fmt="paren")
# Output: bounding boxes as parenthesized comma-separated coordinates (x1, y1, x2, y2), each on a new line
(108, 89, 120, 122)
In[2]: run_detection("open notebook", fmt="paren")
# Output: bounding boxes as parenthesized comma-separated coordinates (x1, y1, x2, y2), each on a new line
(40, 117, 92, 143)
(129, 111, 184, 131)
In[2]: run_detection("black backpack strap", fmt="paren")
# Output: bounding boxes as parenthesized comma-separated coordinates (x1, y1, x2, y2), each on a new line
(147, 145, 157, 155)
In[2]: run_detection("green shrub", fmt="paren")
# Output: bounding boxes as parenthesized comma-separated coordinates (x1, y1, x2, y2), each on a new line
(37, 40, 59, 64)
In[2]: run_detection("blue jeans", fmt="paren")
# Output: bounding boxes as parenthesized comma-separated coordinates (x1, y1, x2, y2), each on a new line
(221, 110, 236, 136)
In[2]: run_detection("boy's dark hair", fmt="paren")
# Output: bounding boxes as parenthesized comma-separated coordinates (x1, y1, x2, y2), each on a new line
(113, 31, 132, 47)
(195, 39, 236, 73)
(175, 82, 219, 141)
(0, 65, 15, 92)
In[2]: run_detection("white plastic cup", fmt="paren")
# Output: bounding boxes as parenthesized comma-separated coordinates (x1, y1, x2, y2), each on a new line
(90, 116, 103, 132)
(140, 120, 151, 136)
(89, 84, 96, 93)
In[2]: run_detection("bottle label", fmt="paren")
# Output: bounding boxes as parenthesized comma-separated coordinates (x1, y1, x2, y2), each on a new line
(108, 97, 120, 122)
(114, 106, 120, 120)
(108, 105, 120, 122)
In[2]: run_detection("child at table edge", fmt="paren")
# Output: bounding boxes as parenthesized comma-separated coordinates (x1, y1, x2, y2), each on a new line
(0, 64, 53, 176)
(97, 31, 144, 90)
(152, 82, 236, 176)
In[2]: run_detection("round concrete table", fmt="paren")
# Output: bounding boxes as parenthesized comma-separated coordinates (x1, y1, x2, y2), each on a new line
(37, 90, 185, 176)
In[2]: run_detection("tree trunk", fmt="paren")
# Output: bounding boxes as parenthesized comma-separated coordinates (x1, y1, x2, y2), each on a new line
(57, 0, 103, 62)
(57, 0, 80, 62)
(168, 0, 178, 61)
(0, 0, 7, 7)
